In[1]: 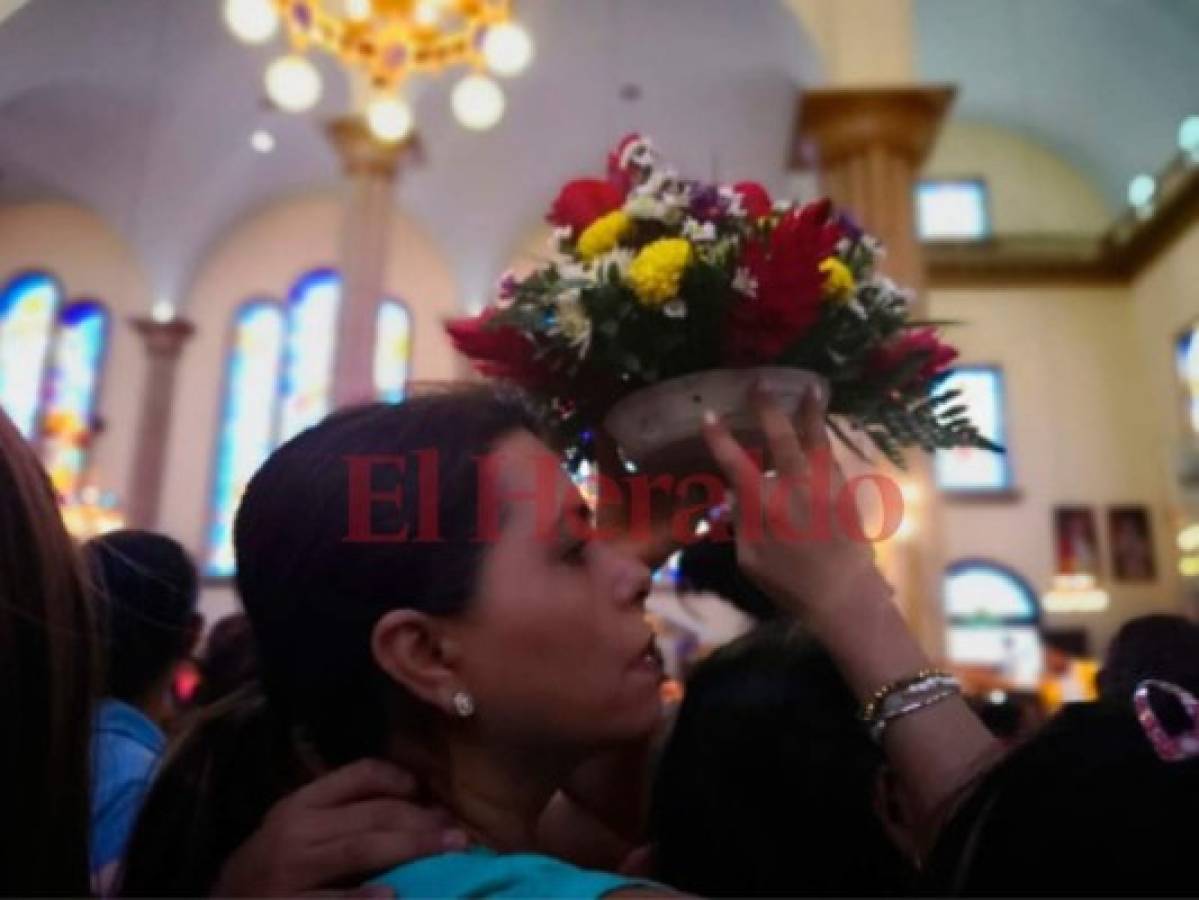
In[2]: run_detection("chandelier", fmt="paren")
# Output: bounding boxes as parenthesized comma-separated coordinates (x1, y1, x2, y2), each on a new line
(224, 0, 534, 141)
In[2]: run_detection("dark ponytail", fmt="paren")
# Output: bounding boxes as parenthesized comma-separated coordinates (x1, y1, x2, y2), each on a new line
(119, 684, 304, 895)
(120, 388, 541, 894)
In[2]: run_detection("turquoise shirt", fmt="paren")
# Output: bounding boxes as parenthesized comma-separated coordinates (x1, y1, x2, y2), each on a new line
(370, 847, 658, 898)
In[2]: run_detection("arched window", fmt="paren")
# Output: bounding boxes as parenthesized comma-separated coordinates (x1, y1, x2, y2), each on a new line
(0, 271, 61, 438)
(41, 300, 111, 497)
(205, 270, 414, 576)
(944, 560, 1042, 685)
(206, 301, 286, 577)
(279, 268, 341, 443)
(0, 272, 111, 496)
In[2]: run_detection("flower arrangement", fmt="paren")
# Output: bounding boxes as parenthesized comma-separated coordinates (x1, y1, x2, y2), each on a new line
(448, 135, 999, 467)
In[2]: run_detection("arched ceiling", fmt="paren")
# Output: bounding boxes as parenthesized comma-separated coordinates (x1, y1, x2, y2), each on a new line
(4, 0, 1191, 312)
(0, 0, 817, 311)
(915, 0, 1199, 213)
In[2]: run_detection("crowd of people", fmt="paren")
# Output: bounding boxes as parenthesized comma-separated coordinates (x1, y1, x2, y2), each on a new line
(4, 384, 1199, 897)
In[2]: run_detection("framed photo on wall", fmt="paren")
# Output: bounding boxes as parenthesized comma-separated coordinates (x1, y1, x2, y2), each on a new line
(1053, 506, 1101, 578)
(935, 365, 1013, 494)
(1108, 506, 1156, 582)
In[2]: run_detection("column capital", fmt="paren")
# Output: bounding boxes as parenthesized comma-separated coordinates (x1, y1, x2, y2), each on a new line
(129, 317, 195, 358)
(325, 116, 420, 180)
(793, 84, 956, 169)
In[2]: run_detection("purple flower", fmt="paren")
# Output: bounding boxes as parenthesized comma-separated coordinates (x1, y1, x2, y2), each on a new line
(689, 183, 724, 222)
(835, 211, 864, 243)
(496, 271, 519, 308)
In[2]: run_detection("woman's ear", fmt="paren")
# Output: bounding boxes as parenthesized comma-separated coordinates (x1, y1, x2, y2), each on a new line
(371, 609, 463, 713)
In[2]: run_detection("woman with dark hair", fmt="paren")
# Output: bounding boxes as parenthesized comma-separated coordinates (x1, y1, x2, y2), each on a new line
(192, 613, 259, 707)
(0, 409, 99, 895)
(122, 385, 997, 896)
(1098, 613, 1199, 703)
(651, 623, 916, 896)
(0, 404, 489, 898)
(923, 693, 1199, 895)
(123, 389, 670, 897)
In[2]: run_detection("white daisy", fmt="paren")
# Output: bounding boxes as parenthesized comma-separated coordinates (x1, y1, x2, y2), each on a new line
(718, 186, 746, 218)
(682, 218, 717, 243)
(732, 266, 759, 299)
(662, 299, 687, 319)
(625, 193, 668, 221)
(593, 247, 635, 278)
(550, 225, 572, 249)
(550, 292, 592, 357)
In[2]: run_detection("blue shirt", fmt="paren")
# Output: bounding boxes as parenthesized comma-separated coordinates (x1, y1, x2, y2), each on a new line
(371, 847, 659, 898)
(90, 699, 165, 874)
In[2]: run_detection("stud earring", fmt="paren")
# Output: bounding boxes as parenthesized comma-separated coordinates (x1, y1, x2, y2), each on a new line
(452, 690, 475, 718)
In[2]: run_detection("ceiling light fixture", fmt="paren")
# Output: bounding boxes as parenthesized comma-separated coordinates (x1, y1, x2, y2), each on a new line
(1127, 173, 1156, 212)
(225, 0, 533, 137)
(264, 54, 322, 112)
(224, 0, 280, 44)
(250, 129, 276, 153)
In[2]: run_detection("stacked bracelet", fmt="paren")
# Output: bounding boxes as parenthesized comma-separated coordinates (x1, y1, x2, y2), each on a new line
(860, 669, 961, 744)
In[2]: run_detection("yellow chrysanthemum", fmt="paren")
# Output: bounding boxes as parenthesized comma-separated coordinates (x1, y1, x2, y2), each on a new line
(819, 257, 856, 301)
(577, 210, 632, 261)
(627, 238, 693, 306)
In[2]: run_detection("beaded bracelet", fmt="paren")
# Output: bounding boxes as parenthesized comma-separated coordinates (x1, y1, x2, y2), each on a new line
(859, 668, 950, 724)
(868, 679, 962, 743)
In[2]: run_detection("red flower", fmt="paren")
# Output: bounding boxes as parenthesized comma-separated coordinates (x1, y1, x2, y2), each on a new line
(547, 179, 624, 234)
(733, 181, 772, 219)
(868, 327, 959, 386)
(724, 199, 845, 365)
(445, 309, 555, 389)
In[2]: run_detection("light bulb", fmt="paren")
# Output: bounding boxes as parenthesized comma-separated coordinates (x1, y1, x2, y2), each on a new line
(366, 95, 414, 143)
(265, 55, 322, 113)
(1180, 115, 1199, 159)
(1127, 173, 1155, 209)
(151, 300, 176, 323)
(250, 129, 276, 153)
(224, 0, 280, 44)
(482, 22, 533, 77)
(451, 74, 504, 130)
(413, 1, 440, 27)
(344, 0, 372, 21)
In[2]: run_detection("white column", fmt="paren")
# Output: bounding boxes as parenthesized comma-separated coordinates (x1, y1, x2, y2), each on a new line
(126, 317, 195, 529)
(325, 117, 417, 408)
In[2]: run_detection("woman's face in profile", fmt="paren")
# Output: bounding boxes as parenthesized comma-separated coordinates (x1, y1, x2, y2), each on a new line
(447, 430, 662, 753)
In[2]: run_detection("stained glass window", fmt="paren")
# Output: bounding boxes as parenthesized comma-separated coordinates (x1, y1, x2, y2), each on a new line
(0, 272, 61, 438)
(279, 269, 341, 443)
(205, 301, 286, 577)
(374, 299, 412, 404)
(0, 273, 110, 494)
(41, 301, 110, 497)
(1176, 323, 1199, 438)
(207, 270, 416, 576)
